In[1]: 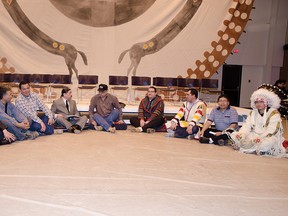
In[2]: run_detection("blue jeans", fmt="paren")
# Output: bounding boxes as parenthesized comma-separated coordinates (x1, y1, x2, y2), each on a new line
(93, 109, 119, 131)
(29, 115, 54, 135)
(0, 119, 26, 141)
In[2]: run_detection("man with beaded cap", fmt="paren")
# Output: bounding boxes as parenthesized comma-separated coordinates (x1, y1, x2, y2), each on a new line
(230, 84, 286, 156)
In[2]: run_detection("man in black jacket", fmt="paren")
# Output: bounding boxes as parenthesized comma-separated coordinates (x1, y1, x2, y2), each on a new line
(130, 86, 165, 133)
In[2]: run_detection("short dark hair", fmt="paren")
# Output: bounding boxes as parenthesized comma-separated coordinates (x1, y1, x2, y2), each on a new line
(187, 88, 198, 98)
(148, 86, 157, 92)
(217, 94, 230, 102)
(274, 79, 286, 86)
(19, 81, 30, 89)
(61, 87, 71, 97)
(0, 86, 10, 100)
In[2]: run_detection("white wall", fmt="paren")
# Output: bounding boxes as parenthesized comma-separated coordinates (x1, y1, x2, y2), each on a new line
(240, 66, 264, 107)
(225, 0, 288, 107)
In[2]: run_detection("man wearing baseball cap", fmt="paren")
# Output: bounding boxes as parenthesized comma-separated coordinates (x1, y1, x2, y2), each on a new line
(89, 84, 124, 133)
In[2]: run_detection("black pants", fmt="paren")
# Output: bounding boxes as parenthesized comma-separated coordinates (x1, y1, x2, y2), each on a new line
(130, 116, 165, 132)
(174, 125, 199, 138)
(203, 128, 229, 143)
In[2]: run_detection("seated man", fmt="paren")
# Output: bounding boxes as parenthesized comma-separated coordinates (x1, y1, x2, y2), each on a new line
(0, 120, 16, 145)
(274, 79, 287, 94)
(15, 81, 54, 135)
(230, 85, 286, 156)
(51, 88, 88, 134)
(0, 86, 39, 141)
(166, 88, 206, 138)
(130, 86, 165, 133)
(199, 94, 238, 145)
(89, 84, 124, 133)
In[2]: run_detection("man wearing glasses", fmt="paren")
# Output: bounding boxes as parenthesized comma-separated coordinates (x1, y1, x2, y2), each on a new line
(130, 86, 165, 133)
(199, 94, 238, 145)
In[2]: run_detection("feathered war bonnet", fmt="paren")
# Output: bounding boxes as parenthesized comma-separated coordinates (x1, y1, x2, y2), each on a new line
(250, 84, 286, 109)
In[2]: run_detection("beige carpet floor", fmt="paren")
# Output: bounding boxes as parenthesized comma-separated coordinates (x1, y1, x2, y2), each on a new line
(0, 128, 287, 216)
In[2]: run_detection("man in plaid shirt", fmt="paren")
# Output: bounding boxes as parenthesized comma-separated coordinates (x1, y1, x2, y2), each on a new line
(15, 81, 54, 135)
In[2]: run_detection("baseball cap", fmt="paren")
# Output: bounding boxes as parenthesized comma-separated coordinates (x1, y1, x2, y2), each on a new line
(98, 84, 108, 92)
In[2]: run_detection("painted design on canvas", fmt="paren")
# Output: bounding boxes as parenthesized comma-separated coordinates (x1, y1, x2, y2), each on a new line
(49, 0, 157, 27)
(2, 0, 88, 79)
(1, 0, 254, 81)
(0, 57, 15, 73)
(118, 0, 202, 76)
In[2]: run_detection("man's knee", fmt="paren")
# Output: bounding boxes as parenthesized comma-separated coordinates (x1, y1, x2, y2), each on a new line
(93, 113, 102, 119)
(112, 109, 120, 114)
(31, 122, 42, 131)
(130, 116, 139, 124)
(40, 115, 49, 123)
(174, 127, 188, 138)
(56, 116, 70, 126)
(0, 119, 13, 127)
(81, 115, 88, 122)
(45, 124, 54, 135)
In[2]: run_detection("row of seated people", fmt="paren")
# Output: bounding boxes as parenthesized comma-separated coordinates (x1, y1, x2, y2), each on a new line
(0, 82, 286, 157)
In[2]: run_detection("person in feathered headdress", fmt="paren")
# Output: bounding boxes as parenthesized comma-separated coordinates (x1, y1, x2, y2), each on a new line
(230, 84, 286, 156)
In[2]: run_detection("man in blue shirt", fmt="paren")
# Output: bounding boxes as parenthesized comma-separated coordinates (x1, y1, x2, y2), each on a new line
(199, 94, 238, 145)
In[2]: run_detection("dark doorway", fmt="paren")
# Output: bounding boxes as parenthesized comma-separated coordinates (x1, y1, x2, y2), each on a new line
(222, 65, 242, 107)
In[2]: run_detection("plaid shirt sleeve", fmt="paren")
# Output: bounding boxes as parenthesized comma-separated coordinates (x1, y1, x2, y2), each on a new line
(16, 94, 42, 123)
(11, 103, 28, 123)
(36, 94, 53, 119)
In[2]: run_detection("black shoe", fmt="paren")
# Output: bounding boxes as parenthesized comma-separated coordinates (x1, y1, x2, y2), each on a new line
(73, 124, 81, 134)
(69, 124, 82, 134)
(68, 126, 74, 133)
(73, 124, 81, 131)
(216, 139, 228, 146)
(199, 137, 210, 144)
(147, 128, 155, 134)
(0, 139, 13, 145)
